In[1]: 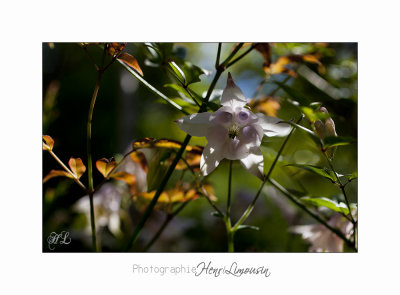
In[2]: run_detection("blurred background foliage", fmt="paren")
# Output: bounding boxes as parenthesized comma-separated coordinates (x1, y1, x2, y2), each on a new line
(43, 42, 357, 252)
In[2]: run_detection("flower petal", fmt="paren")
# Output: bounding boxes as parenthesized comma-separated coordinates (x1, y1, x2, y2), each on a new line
(239, 147, 264, 180)
(200, 143, 224, 176)
(223, 138, 250, 160)
(256, 113, 291, 137)
(175, 112, 213, 137)
(221, 73, 247, 109)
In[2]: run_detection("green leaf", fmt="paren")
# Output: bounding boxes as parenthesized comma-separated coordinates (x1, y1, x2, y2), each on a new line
(342, 171, 358, 182)
(236, 225, 260, 231)
(323, 136, 356, 148)
(168, 61, 186, 84)
(164, 84, 202, 106)
(285, 120, 322, 146)
(181, 62, 209, 85)
(146, 150, 171, 192)
(118, 60, 189, 115)
(300, 196, 350, 215)
(287, 163, 337, 182)
(300, 106, 330, 122)
(272, 81, 310, 106)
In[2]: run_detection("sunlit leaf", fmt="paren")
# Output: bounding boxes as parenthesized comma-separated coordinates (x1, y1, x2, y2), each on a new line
(236, 225, 260, 231)
(132, 138, 201, 152)
(42, 135, 54, 151)
(264, 53, 322, 77)
(301, 106, 330, 123)
(287, 164, 337, 182)
(110, 171, 136, 186)
(130, 151, 148, 173)
(68, 157, 86, 179)
(118, 52, 143, 76)
(168, 61, 186, 84)
(96, 157, 117, 178)
(181, 62, 209, 85)
(43, 170, 73, 183)
(300, 196, 350, 215)
(249, 96, 280, 117)
(323, 136, 355, 148)
(176, 148, 203, 171)
(342, 171, 358, 182)
(137, 186, 203, 204)
(107, 42, 126, 57)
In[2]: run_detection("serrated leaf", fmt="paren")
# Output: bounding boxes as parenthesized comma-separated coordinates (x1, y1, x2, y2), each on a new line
(287, 164, 337, 182)
(323, 136, 355, 148)
(43, 170, 73, 183)
(68, 158, 86, 179)
(168, 61, 186, 84)
(118, 52, 143, 76)
(42, 135, 54, 151)
(236, 225, 260, 231)
(96, 157, 117, 178)
(300, 196, 349, 215)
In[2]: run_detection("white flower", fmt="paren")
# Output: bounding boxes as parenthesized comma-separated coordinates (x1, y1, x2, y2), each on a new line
(175, 73, 290, 179)
(291, 213, 355, 252)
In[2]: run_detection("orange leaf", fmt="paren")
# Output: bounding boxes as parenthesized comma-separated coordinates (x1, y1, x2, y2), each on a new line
(249, 96, 281, 117)
(96, 157, 117, 178)
(68, 158, 86, 179)
(42, 135, 54, 151)
(43, 170, 73, 183)
(107, 42, 126, 57)
(129, 151, 148, 173)
(110, 171, 136, 186)
(118, 52, 143, 76)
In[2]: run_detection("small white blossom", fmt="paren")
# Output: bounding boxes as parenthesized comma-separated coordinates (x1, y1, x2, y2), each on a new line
(175, 73, 290, 179)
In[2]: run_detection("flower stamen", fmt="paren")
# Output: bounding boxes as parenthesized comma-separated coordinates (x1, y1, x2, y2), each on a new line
(228, 124, 240, 139)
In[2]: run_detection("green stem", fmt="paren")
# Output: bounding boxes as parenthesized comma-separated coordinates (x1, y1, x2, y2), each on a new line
(86, 70, 103, 252)
(124, 135, 192, 251)
(225, 160, 234, 252)
(216, 43, 222, 68)
(323, 152, 356, 225)
(268, 178, 356, 251)
(233, 116, 301, 231)
(226, 44, 256, 68)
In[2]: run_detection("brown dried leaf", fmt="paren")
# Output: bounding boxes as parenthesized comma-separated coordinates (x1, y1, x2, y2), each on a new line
(118, 52, 143, 76)
(68, 158, 86, 179)
(254, 43, 271, 68)
(96, 157, 117, 178)
(43, 170, 73, 183)
(42, 135, 54, 151)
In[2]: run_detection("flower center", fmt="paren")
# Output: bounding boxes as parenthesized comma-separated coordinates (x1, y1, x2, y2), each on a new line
(228, 124, 240, 139)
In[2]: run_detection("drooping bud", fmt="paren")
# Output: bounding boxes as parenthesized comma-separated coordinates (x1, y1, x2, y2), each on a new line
(313, 107, 337, 160)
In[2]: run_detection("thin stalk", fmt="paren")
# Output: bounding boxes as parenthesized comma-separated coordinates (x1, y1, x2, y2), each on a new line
(269, 178, 356, 251)
(143, 201, 189, 251)
(86, 70, 103, 252)
(233, 116, 302, 231)
(215, 43, 222, 68)
(124, 135, 192, 251)
(226, 44, 256, 68)
(323, 152, 356, 225)
(225, 160, 234, 252)
(48, 150, 88, 192)
(221, 43, 244, 67)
